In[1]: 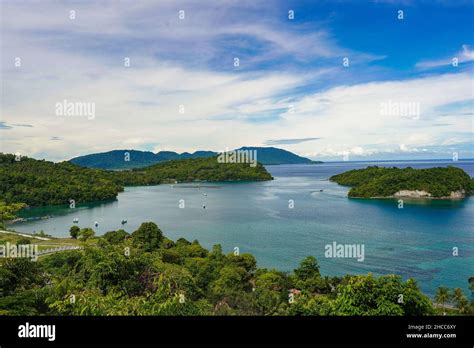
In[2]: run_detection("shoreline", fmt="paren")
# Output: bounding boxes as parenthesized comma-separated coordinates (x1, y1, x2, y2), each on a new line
(349, 195, 468, 200)
(349, 189, 468, 200)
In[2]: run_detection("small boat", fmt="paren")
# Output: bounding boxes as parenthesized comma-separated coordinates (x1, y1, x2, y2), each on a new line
(73, 218, 79, 223)
(202, 205, 206, 209)
(203, 193, 207, 196)
(94, 221, 99, 227)
(121, 219, 127, 225)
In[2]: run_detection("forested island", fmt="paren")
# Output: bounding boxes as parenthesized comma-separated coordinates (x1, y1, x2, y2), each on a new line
(0, 153, 272, 208)
(330, 166, 474, 199)
(1, 221, 472, 316)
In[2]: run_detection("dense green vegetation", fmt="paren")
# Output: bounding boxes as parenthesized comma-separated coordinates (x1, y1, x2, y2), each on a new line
(1, 221, 459, 316)
(0, 153, 272, 208)
(330, 166, 474, 198)
(0, 154, 122, 206)
(113, 156, 272, 186)
(70, 150, 216, 170)
(0, 201, 26, 223)
(69, 147, 320, 169)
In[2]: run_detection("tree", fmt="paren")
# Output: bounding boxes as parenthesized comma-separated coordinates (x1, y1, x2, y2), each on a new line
(0, 201, 26, 221)
(103, 229, 129, 244)
(176, 238, 191, 247)
(453, 288, 464, 304)
(131, 222, 163, 251)
(334, 274, 433, 316)
(294, 256, 320, 281)
(16, 237, 31, 246)
(161, 249, 182, 264)
(79, 228, 95, 241)
(0, 258, 48, 296)
(286, 294, 334, 316)
(452, 288, 469, 314)
(211, 265, 246, 297)
(253, 287, 282, 315)
(435, 287, 450, 315)
(69, 226, 80, 239)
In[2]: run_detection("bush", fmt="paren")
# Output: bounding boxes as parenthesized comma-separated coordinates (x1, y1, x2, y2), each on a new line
(103, 229, 129, 244)
(16, 238, 31, 245)
(131, 222, 163, 251)
(69, 226, 80, 239)
(79, 228, 95, 241)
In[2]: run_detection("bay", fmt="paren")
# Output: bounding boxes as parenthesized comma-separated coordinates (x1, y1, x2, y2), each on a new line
(12, 159, 474, 296)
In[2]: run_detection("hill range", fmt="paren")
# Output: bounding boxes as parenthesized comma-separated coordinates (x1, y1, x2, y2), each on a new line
(70, 147, 322, 169)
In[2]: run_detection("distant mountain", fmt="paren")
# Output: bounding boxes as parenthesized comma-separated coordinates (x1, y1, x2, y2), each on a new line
(237, 147, 321, 165)
(70, 150, 162, 169)
(69, 147, 320, 169)
(70, 150, 216, 169)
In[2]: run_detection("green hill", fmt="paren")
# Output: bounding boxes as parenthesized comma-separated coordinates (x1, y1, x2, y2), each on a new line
(113, 156, 273, 187)
(237, 147, 321, 165)
(0, 153, 272, 207)
(69, 149, 216, 170)
(330, 166, 474, 199)
(69, 147, 320, 169)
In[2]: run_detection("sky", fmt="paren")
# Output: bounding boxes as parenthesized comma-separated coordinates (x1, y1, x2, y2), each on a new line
(0, 0, 473, 161)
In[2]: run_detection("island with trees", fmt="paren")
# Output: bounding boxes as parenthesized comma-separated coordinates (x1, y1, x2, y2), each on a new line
(0, 153, 272, 209)
(330, 166, 474, 199)
(1, 221, 472, 316)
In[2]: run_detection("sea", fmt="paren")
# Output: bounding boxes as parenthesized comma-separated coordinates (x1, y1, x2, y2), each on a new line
(12, 159, 474, 296)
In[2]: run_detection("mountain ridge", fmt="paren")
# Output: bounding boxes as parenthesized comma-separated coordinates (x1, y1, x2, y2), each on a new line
(69, 147, 322, 169)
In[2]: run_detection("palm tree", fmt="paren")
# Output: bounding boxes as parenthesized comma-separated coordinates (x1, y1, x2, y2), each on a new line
(453, 288, 468, 314)
(453, 288, 464, 303)
(435, 287, 450, 315)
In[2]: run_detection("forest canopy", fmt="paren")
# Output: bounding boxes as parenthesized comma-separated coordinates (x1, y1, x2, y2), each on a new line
(0, 221, 440, 316)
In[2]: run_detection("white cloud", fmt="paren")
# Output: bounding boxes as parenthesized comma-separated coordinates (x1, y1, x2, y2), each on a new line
(0, 1, 472, 162)
(416, 44, 474, 69)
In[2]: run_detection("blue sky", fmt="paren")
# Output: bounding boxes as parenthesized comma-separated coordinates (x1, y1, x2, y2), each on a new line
(0, 0, 473, 161)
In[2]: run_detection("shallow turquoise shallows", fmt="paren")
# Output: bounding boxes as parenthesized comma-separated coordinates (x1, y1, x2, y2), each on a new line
(13, 160, 474, 296)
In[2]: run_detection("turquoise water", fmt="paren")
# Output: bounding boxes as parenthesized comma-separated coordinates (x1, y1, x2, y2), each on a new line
(12, 160, 474, 296)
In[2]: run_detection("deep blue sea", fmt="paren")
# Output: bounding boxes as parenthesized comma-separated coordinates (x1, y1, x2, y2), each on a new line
(12, 159, 474, 296)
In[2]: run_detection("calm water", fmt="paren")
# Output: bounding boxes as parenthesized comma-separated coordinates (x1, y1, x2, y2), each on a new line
(12, 160, 474, 296)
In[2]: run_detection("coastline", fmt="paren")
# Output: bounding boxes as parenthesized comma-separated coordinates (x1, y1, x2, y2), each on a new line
(348, 189, 467, 200)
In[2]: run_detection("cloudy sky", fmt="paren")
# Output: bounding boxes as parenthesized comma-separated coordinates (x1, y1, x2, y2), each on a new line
(1, 0, 473, 161)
